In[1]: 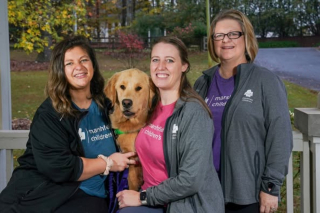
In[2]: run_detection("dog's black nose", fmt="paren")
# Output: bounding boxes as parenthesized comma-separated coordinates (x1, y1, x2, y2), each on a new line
(122, 99, 133, 108)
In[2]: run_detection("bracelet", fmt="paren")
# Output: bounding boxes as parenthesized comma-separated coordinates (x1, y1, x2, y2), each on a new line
(97, 154, 114, 175)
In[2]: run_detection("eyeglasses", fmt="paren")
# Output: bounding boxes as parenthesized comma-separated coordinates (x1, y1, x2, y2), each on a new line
(212, 31, 244, 41)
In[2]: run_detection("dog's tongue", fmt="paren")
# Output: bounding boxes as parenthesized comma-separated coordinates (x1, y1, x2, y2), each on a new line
(123, 110, 135, 117)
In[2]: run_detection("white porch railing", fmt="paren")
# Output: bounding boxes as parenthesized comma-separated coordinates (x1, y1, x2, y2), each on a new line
(0, 130, 29, 190)
(288, 130, 310, 213)
(0, 129, 312, 212)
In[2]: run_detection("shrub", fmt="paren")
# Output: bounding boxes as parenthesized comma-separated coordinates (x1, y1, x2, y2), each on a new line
(258, 41, 299, 48)
(192, 21, 207, 38)
(168, 23, 195, 40)
(289, 110, 294, 125)
(103, 31, 147, 68)
(167, 23, 197, 47)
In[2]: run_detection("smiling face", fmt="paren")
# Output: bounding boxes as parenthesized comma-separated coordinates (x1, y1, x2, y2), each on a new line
(214, 19, 247, 64)
(150, 42, 188, 94)
(64, 46, 94, 93)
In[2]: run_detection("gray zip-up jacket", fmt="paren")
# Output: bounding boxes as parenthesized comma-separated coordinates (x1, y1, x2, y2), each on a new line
(194, 63, 293, 205)
(145, 98, 224, 213)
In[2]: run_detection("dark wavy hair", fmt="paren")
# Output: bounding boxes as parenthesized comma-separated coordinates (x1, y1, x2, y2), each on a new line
(150, 36, 212, 118)
(45, 35, 105, 117)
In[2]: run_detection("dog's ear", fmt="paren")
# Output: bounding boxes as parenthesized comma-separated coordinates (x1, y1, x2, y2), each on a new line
(148, 77, 156, 109)
(104, 73, 120, 106)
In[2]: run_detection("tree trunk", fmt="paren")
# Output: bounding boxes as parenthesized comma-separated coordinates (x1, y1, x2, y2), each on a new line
(96, 0, 101, 39)
(36, 31, 52, 62)
(121, 0, 127, 26)
(132, 0, 136, 20)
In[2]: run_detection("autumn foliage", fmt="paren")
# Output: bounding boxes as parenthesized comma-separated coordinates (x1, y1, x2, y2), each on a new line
(8, 0, 91, 54)
(168, 23, 195, 39)
(104, 31, 147, 68)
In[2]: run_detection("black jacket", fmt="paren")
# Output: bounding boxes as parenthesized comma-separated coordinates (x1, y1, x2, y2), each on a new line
(0, 97, 116, 213)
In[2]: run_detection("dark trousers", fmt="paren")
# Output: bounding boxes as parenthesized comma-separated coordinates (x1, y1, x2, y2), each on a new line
(225, 202, 260, 213)
(118, 206, 165, 213)
(55, 189, 108, 213)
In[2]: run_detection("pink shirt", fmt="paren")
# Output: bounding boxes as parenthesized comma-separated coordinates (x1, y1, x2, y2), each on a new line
(135, 101, 176, 190)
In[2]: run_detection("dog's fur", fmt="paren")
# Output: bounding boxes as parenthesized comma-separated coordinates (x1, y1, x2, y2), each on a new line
(104, 68, 155, 191)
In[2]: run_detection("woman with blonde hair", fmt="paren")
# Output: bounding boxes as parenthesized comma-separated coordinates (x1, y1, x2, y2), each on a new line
(194, 9, 293, 213)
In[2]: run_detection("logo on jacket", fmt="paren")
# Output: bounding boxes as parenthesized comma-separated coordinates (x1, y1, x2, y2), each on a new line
(244, 89, 253, 97)
(172, 124, 178, 133)
(172, 124, 178, 140)
(242, 89, 254, 103)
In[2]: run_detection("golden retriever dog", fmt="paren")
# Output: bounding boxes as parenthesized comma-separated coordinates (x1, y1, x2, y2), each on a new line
(104, 68, 155, 191)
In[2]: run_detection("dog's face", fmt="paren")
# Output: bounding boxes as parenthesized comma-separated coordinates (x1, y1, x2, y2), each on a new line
(105, 68, 155, 121)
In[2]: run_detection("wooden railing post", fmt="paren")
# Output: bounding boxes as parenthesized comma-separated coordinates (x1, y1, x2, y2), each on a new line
(301, 134, 311, 213)
(309, 136, 320, 213)
(0, 0, 12, 192)
(287, 131, 304, 213)
(294, 92, 320, 213)
(0, 130, 29, 192)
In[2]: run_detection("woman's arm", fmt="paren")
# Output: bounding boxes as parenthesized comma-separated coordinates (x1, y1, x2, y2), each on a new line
(146, 106, 214, 205)
(117, 103, 215, 207)
(31, 111, 136, 182)
(78, 152, 136, 181)
(258, 73, 293, 213)
(260, 74, 293, 196)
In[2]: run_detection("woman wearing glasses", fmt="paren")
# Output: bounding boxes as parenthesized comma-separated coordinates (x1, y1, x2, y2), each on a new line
(194, 9, 293, 213)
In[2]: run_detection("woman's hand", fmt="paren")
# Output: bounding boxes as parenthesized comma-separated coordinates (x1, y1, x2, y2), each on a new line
(109, 152, 136, 172)
(259, 191, 278, 213)
(78, 152, 136, 181)
(116, 190, 141, 208)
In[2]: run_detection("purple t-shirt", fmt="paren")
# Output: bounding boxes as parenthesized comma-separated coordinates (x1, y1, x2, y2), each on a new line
(205, 69, 234, 175)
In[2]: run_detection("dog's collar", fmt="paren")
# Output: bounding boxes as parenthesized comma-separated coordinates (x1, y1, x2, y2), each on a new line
(114, 129, 140, 135)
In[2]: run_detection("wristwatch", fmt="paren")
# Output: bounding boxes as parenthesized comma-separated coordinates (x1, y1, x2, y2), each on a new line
(140, 190, 147, 205)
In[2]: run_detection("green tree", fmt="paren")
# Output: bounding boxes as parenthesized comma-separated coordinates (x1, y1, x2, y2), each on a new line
(8, 0, 91, 62)
(246, 0, 275, 38)
(86, 0, 119, 40)
(305, 0, 320, 35)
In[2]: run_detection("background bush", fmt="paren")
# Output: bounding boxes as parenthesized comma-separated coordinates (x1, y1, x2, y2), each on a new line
(191, 21, 207, 38)
(259, 41, 299, 48)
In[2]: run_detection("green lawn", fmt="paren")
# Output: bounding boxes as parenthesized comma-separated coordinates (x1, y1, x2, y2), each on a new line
(10, 50, 317, 119)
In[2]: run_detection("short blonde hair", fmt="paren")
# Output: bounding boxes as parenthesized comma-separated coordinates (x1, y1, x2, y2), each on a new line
(208, 9, 258, 63)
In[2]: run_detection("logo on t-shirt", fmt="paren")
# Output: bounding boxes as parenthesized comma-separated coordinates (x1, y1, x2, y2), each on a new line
(79, 128, 85, 140)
